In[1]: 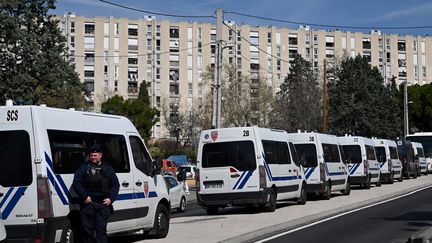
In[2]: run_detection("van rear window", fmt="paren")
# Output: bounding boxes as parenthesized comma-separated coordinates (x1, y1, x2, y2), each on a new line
(322, 143, 341, 163)
(389, 146, 399, 160)
(202, 141, 256, 171)
(342, 145, 362, 163)
(0, 130, 32, 186)
(294, 144, 317, 167)
(375, 146, 386, 162)
(365, 145, 376, 160)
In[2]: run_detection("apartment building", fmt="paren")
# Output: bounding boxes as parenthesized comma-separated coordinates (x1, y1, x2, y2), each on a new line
(57, 13, 432, 139)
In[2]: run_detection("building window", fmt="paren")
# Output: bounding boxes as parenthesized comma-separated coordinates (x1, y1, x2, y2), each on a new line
(84, 66, 94, 77)
(128, 38, 138, 50)
(288, 34, 298, 45)
(114, 23, 119, 35)
(169, 83, 179, 95)
(84, 80, 94, 92)
(84, 23, 95, 35)
(170, 27, 179, 38)
(398, 41, 406, 51)
(84, 52, 94, 64)
(128, 53, 138, 65)
(362, 38, 371, 49)
(84, 37, 95, 49)
(70, 21, 75, 33)
(188, 83, 193, 97)
(128, 24, 138, 36)
(325, 36, 334, 48)
(169, 69, 179, 81)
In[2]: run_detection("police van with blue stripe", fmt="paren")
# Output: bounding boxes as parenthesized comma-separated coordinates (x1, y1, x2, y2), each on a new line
(196, 127, 307, 215)
(338, 136, 382, 188)
(289, 132, 350, 199)
(372, 138, 403, 183)
(0, 101, 170, 242)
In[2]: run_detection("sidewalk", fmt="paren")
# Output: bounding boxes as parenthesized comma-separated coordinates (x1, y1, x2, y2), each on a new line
(145, 175, 432, 243)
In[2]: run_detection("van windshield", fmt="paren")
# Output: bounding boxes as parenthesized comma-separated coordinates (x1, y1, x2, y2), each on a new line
(0, 130, 32, 187)
(341, 145, 362, 163)
(294, 144, 317, 167)
(202, 141, 256, 171)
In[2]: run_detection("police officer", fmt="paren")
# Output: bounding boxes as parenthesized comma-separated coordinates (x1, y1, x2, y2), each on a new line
(72, 144, 120, 243)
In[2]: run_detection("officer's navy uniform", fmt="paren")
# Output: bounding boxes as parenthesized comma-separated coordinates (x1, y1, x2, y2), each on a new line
(72, 149, 120, 243)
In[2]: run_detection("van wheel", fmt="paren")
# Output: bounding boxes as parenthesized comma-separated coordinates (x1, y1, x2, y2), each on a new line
(364, 174, 371, 189)
(150, 204, 170, 239)
(376, 174, 382, 187)
(341, 179, 351, 196)
(389, 172, 394, 184)
(177, 197, 186, 213)
(265, 189, 277, 212)
(398, 171, 403, 182)
(206, 206, 219, 215)
(297, 183, 307, 205)
(322, 182, 331, 200)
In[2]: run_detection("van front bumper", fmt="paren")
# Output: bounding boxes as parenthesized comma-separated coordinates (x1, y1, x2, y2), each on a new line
(197, 189, 272, 207)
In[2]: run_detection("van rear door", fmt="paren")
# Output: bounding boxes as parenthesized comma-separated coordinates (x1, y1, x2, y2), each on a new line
(0, 106, 37, 231)
(200, 140, 257, 194)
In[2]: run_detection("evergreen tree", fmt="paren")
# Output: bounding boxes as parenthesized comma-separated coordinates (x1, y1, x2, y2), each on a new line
(270, 54, 321, 132)
(408, 83, 432, 132)
(138, 80, 150, 105)
(328, 55, 402, 138)
(0, 0, 85, 107)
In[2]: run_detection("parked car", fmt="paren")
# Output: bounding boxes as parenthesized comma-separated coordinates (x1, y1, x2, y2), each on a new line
(164, 175, 187, 213)
(177, 165, 197, 179)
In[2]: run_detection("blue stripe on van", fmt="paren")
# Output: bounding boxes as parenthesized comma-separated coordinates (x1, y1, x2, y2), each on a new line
(2, 187, 27, 220)
(148, 191, 158, 198)
(47, 169, 69, 205)
(0, 188, 14, 209)
(262, 153, 302, 181)
(305, 167, 315, 180)
(379, 162, 385, 168)
(349, 163, 360, 175)
(237, 171, 253, 190)
(232, 171, 246, 190)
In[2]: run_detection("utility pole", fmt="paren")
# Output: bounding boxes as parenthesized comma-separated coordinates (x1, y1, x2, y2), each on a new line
(322, 59, 328, 133)
(403, 81, 409, 137)
(212, 8, 223, 128)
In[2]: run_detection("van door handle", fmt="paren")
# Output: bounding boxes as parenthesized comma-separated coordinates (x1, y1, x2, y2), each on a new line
(289, 170, 292, 173)
(136, 181, 142, 186)
(230, 174, 240, 178)
(122, 181, 129, 187)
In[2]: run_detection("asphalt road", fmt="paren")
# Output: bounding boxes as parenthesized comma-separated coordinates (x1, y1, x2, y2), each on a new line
(263, 186, 432, 243)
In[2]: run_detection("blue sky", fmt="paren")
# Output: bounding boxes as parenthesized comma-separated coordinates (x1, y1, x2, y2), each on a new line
(51, 0, 432, 36)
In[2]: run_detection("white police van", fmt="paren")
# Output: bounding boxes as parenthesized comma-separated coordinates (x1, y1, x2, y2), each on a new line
(289, 132, 350, 199)
(412, 142, 428, 175)
(338, 136, 381, 188)
(0, 101, 170, 242)
(196, 127, 307, 215)
(372, 138, 403, 183)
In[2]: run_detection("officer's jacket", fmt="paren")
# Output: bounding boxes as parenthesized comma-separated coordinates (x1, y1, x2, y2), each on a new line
(72, 161, 120, 205)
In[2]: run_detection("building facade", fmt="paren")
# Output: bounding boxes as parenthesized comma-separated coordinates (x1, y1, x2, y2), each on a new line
(57, 13, 432, 139)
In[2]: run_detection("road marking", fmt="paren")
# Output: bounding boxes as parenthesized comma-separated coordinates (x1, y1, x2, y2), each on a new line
(256, 184, 432, 242)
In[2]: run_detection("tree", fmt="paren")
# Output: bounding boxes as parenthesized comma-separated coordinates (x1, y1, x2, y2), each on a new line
(201, 63, 273, 127)
(270, 54, 321, 132)
(328, 55, 402, 138)
(408, 83, 432, 132)
(101, 82, 157, 141)
(0, 0, 85, 108)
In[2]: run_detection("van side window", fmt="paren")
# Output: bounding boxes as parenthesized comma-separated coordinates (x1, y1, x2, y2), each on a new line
(129, 136, 152, 176)
(294, 144, 317, 167)
(262, 140, 291, 164)
(0, 130, 32, 187)
(48, 130, 130, 173)
(389, 146, 399, 159)
(322, 143, 341, 163)
(365, 145, 376, 160)
(289, 142, 300, 166)
(374, 146, 386, 162)
(342, 145, 362, 163)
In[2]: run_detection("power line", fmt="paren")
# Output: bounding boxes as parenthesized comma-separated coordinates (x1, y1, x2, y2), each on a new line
(225, 11, 432, 30)
(98, 0, 215, 19)
(71, 41, 214, 58)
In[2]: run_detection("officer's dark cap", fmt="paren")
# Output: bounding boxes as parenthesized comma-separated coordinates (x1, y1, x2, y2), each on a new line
(90, 144, 102, 153)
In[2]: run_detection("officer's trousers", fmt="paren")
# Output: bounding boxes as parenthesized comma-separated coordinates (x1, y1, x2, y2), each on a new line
(80, 202, 111, 243)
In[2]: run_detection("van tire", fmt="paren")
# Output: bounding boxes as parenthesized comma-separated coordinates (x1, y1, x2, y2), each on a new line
(265, 189, 277, 212)
(146, 204, 170, 239)
(297, 183, 307, 205)
(322, 182, 331, 200)
(376, 174, 382, 187)
(177, 197, 187, 213)
(341, 179, 350, 195)
(364, 174, 371, 189)
(206, 206, 219, 215)
(389, 172, 394, 184)
(398, 171, 403, 182)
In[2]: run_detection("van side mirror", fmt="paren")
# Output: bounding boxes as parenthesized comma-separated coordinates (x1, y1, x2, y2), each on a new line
(152, 156, 162, 176)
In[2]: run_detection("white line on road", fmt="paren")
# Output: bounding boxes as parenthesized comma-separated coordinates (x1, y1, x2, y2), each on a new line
(256, 184, 432, 243)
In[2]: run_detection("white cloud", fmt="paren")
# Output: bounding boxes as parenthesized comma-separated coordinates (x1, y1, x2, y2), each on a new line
(364, 2, 432, 23)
